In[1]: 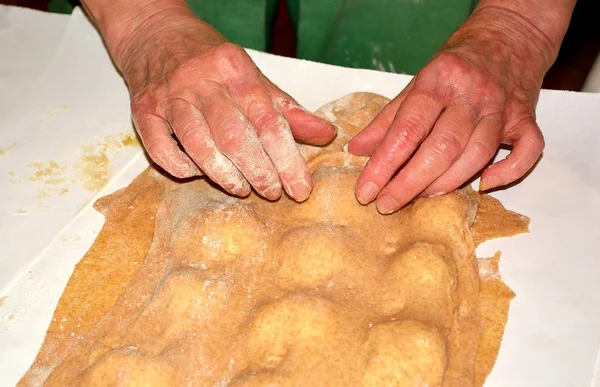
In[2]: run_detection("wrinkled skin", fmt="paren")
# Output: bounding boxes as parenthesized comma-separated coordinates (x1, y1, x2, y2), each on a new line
(348, 7, 551, 214)
(118, 16, 336, 202)
(103, 3, 568, 213)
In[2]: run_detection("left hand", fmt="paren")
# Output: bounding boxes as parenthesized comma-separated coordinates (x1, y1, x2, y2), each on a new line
(347, 8, 551, 214)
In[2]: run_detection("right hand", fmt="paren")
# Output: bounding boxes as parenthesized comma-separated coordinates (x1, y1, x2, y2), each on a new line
(113, 10, 336, 202)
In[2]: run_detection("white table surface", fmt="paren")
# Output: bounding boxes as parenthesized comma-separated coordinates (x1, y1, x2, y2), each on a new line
(1, 5, 600, 387)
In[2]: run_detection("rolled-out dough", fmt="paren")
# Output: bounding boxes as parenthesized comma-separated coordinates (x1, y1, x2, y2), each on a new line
(19, 93, 529, 387)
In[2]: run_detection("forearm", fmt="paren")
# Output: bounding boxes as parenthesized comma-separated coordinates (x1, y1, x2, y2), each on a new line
(468, 0, 577, 71)
(80, 0, 208, 71)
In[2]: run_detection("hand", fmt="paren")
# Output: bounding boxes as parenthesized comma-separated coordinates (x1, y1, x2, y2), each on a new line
(347, 7, 554, 214)
(115, 12, 336, 202)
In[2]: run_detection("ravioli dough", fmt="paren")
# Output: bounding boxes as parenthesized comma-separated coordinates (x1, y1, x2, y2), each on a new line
(19, 93, 529, 387)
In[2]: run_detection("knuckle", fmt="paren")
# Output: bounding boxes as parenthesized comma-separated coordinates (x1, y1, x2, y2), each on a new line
(202, 152, 244, 187)
(274, 96, 298, 111)
(247, 100, 281, 131)
(366, 153, 398, 176)
(130, 89, 159, 115)
(144, 143, 192, 179)
(384, 175, 418, 201)
(536, 133, 546, 152)
(216, 42, 246, 58)
(271, 145, 303, 176)
(177, 123, 199, 146)
(144, 140, 165, 161)
(429, 132, 463, 160)
(468, 140, 497, 162)
(451, 63, 472, 82)
(210, 107, 258, 155)
(214, 125, 243, 152)
(253, 170, 279, 188)
(131, 114, 145, 135)
(240, 161, 281, 195)
(173, 112, 203, 146)
(278, 156, 305, 177)
(411, 82, 445, 102)
(401, 177, 420, 195)
(399, 116, 428, 146)
(203, 152, 229, 175)
(437, 51, 461, 67)
(214, 42, 249, 71)
(438, 52, 472, 80)
(529, 127, 546, 153)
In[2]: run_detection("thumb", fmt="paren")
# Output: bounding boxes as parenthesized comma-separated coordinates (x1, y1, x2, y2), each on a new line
(479, 117, 545, 191)
(260, 74, 337, 146)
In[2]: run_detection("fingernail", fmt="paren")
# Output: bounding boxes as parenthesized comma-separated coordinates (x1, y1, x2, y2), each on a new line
(356, 182, 379, 205)
(377, 195, 399, 214)
(288, 178, 312, 202)
(479, 176, 501, 191)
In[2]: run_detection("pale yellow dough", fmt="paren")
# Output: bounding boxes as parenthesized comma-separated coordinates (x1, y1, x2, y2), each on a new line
(19, 92, 529, 387)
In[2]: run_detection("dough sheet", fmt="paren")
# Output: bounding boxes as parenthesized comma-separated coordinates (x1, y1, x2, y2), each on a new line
(19, 93, 529, 387)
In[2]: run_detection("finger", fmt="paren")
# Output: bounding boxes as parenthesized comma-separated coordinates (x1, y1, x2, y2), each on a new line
(479, 117, 545, 191)
(347, 78, 415, 156)
(374, 103, 475, 214)
(354, 89, 449, 205)
(166, 98, 251, 197)
(132, 113, 201, 179)
(260, 74, 337, 145)
(199, 87, 283, 200)
(226, 77, 313, 202)
(423, 113, 503, 196)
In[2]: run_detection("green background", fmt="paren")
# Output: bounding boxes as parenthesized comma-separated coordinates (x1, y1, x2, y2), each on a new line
(49, 0, 475, 75)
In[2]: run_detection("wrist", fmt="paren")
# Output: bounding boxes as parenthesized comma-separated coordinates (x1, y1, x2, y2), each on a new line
(444, 7, 557, 85)
(94, 0, 192, 68)
(85, 0, 220, 69)
(85, 0, 226, 91)
(466, 1, 575, 73)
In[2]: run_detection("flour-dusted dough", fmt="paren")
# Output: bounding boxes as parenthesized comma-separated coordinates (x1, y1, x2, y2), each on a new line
(19, 93, 529, 387)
